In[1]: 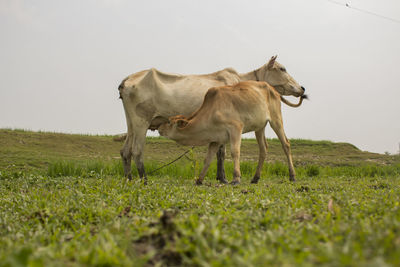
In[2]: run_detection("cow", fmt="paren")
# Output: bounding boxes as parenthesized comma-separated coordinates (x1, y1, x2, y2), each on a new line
(158, 81, 306, 185)
(118, 56, 305, 184)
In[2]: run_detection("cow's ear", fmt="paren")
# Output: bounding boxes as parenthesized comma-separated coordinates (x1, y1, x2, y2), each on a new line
(177, 119, 188, 128)
(267, 55, 277, 69)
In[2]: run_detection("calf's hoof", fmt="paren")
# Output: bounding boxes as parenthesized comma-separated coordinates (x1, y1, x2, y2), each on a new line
(250, 177, 260, 184)
(230, 180, 240, 185)
(195, 179, 203, 186)
(289, 175, 296, 182)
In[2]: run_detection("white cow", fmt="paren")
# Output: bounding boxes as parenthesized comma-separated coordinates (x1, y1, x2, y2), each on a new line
(118, 56, 305, 183)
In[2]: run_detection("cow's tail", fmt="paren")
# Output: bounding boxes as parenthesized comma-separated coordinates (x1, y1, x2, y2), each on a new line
(113, 133, 127, 142)
(118, 77, 129, 99)
(280, 94, 308, 108)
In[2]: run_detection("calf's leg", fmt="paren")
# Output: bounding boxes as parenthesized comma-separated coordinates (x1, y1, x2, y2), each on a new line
(229, 128, 242, 185)
(196, 142, 220, 185)
(216, 145, 228, 184)
(251, 128, 267, 184)
(270, 120, 296, 182)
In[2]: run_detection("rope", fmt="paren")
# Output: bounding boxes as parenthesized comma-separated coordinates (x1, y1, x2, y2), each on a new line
(147, 147, 194, 175)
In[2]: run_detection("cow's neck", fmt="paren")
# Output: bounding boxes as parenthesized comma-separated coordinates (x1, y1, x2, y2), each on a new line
(239, 67, 263, 82)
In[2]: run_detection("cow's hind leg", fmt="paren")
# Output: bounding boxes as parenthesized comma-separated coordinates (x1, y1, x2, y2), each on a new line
(196, 142, 220, 185)
(120, 133, 133, 180)
(251, 128, 267, 184)
(270, 120, 296, 182)
(216, 145, 228, 184)
(132, 126, 149, 185)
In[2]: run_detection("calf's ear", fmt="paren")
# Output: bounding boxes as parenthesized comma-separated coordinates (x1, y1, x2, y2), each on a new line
(177, 119, 189, 128)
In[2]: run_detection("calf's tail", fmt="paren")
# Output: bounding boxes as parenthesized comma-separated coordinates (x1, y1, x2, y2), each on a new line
(280, 94, 308, 108)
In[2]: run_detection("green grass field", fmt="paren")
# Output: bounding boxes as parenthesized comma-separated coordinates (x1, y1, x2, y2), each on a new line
(1, 129, 400, 266)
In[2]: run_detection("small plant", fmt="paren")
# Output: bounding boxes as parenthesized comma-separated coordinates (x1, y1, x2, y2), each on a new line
(306, 165, 320, 177)
(266, 161, 289, 177)
(188, 147, 200, 178)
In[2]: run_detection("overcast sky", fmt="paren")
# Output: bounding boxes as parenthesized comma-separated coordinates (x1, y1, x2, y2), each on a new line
(1, 0, 399, 154)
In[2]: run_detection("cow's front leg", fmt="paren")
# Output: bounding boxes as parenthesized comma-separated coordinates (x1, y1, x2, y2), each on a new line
(270, 120, 296, 182)
(216, 145, 228, 184)
(196, 142, 220, 185)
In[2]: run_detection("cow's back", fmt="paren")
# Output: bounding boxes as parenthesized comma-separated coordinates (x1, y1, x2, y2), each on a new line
(120, 68, 241, 119)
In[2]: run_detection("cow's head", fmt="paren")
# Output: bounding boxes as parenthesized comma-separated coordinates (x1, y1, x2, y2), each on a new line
(158, 115, 189, 140)
(259, 56, 305, 97)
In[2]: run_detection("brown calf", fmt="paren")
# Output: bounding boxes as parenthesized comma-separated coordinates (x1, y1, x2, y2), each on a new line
(158, 81, 306, 184)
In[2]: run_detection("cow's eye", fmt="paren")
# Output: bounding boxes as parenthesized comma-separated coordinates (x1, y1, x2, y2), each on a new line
(280, 67, 286, 72)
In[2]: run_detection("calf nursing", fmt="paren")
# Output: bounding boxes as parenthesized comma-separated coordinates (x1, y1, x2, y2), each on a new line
(158, 81, 306, 184)
(118, 56, 305, 183)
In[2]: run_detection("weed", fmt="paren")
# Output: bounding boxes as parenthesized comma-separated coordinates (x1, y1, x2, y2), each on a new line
(306, 165, 320, 177)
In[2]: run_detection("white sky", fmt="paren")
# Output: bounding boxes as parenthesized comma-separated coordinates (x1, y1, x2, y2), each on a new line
(1, 0, 399, 154)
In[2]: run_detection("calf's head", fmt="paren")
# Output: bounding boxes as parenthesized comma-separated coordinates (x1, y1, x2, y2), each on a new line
(260, 56, 305, 97)
(158, 116, 189, 141)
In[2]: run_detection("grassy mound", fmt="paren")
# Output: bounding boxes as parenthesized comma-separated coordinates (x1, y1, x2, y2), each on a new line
(1, 129, 398, 175)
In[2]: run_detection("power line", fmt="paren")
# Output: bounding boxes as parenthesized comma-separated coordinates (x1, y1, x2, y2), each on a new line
(326, 0, 400, 24)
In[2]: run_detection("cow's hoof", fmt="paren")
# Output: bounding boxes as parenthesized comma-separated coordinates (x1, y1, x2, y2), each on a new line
(289, 175, 296, 182)
(230, 180, 240, 185)
(195, 179, 203, 186)
(217, 177, 228, 184)
(250, 177, 259, 184)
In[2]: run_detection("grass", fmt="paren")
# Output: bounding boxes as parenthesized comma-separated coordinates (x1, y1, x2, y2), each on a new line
(41, 159, 400, 181)
(1, 174, 399, 266)
(1, 129, 400, 266)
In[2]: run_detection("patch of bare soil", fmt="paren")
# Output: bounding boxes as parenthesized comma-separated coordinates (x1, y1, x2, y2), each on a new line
(133, 210, 183, 266)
